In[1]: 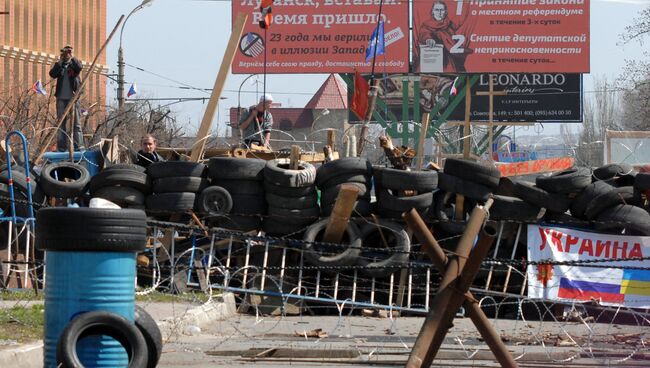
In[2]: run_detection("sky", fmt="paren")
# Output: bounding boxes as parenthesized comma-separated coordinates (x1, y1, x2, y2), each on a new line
(105, 0, 650, 138)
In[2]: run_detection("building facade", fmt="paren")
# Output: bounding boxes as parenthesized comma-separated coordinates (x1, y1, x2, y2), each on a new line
(0, 0, 107, 111)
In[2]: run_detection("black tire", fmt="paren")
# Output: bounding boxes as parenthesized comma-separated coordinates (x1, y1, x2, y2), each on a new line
(152, 177, 209, 193)
(536, 167, 592, 194)
(196, 186, 233, 215)
(0, 170, 39, 198)
(443, 158, 500, 189)
(231, 194, 267, 214)
(570, 181, 614, 219)
(36, 208, 147, 251)
(438, 172, 493, 202)
(134, 306, 162, 368)
(584, 186, 635, 220)
(262, 217, 312, 235)
(39, 162, 90, 198)
(318, 174, 370, 189)
(377, 189, 434, 212)
(146, 161, 207, 179)
(431, 190, 472, 235)
(264, 181, 315, 197)
(513, 181, 570, 213)
(266, 192, 318, 210)
(592, 163, 635, 181)
(543, 212, 591, 229)
(377, 205, 429, 220)
(214, 179, 265, 195)
(93, 186, 145, 206)
(634, 172, 650, 191)
(303, 218, 362, 267)
(90, 169, 151, 194)
(379, 168, 439, 192)
(320, 183, 368, 206)
(264, 159, 316, 188)
(145, 192, 196, 213)
(321, 199, 372, 217)
(357, 220, 410, 278)
(56, 311, 148, 368)
(268, 206, 320, 221)
(594, 204, 650, 236)
(104, 163, 146, 173)
(315, 158, 372, 187)
(489, 195, 541, 222)
(207, 157, 266, 181)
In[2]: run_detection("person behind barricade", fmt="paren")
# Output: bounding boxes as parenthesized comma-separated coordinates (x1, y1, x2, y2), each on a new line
(49, 45, 85, 151)
(136, 134, 165, 168)
(239, 94, 274, 148)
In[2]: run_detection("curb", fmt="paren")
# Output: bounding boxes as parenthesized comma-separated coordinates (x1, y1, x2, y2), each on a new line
(157, 292, 237, 339)
(0, 292, 237, 367)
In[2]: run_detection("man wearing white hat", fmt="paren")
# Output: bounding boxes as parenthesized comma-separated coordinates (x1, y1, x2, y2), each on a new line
(239, 93, 274, 148)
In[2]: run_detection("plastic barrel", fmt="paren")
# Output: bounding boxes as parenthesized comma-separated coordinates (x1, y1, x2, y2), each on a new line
(37, 208, 147, 368)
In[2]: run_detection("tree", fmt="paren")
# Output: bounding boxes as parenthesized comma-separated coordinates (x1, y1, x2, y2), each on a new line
(619, 5, 650, 131)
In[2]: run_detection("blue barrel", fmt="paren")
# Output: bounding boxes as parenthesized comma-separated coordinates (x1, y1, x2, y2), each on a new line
(37, 208, 147, 368)
(42, 150, 102, 177)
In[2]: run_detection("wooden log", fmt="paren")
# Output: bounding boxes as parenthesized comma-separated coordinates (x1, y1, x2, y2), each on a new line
(289, 145, 301, 170)
(322, 184, 359, 244)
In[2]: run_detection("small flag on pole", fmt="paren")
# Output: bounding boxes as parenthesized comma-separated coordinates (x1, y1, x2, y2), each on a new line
(351, 70, 369, 120)
(31, 80, 47, 95)
(449, 76, 459, 97)
(127, 83, 137, 97)
(365, 21, 385, 62)
(259, 0, 273, 29)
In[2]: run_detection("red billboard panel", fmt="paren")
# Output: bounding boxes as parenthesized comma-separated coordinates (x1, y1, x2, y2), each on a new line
(232, 0, 409, 74)
(413, 0, 590, 73)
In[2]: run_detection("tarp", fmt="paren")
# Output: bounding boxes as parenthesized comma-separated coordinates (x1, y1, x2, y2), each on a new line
(527, 225, 650, 309)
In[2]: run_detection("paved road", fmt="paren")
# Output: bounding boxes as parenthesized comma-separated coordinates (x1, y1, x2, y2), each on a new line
(158, 314, 649, 367)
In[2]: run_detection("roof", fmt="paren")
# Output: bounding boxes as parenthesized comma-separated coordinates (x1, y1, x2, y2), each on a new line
(304, 74, 348, 110)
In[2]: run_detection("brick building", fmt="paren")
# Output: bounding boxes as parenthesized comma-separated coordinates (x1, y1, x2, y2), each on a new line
(0, 1, 107, 114)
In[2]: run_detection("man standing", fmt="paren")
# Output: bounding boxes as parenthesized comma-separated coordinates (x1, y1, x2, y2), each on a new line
(49, 45, 84, 151)
(136, 134, 165, 168)
(239, 94, 274, 148)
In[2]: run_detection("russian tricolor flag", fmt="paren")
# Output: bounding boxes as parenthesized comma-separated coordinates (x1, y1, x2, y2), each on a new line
(31, 80, 47, 95)
(127, 83, 137, 98)
(558, 278, 624, 303)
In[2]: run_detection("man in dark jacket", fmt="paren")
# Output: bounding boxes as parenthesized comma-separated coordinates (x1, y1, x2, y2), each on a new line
(136, 134, 165, 168)
(49, 45, 84, 151)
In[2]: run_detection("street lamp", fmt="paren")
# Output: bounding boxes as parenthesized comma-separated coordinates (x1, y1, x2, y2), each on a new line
(117, 0, 154, 110)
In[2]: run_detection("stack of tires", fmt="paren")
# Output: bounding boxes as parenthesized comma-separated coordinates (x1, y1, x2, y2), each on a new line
(263, 158, 318, 235)
(90, 164, 151, 209)
(316, 158, 373, 217)
(374, 167, 437, 219)
(206, 157, 267, 231)
(0, 167, 45, 217)
(145, 161, 207, 216)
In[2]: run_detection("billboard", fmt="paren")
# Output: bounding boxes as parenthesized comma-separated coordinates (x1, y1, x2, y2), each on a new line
(413, 0, 590, 73)
(232, 0, 409, 74)
(380, 73, 582, 122)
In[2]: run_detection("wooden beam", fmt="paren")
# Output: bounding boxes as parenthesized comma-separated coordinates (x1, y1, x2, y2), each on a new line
(322, 184, 359, 244)
(190, 12, 248, 162)
(357, 79, 381, 156)
(289, 145, 300, 170)
(416, 112, 430, 170)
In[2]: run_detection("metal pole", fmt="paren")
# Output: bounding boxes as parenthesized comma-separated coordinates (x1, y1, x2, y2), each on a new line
(117, 47, 124, 110)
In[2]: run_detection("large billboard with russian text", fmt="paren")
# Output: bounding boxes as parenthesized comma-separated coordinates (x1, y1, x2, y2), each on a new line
(413, 0, 590, 73)
(232, 0, 409, 74)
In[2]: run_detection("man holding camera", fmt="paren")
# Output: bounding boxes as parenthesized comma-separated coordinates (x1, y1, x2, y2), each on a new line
(49, 45, 84, 151)
(239, 94, 274, 148)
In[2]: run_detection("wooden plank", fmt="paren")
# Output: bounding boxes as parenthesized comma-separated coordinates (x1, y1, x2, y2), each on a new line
(416, 112, 430, 170)
(190, 12, 248, 162)
(289, 145, 300, 170)
(322, 184, 359, 244)
(327, 130, 336, 148)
